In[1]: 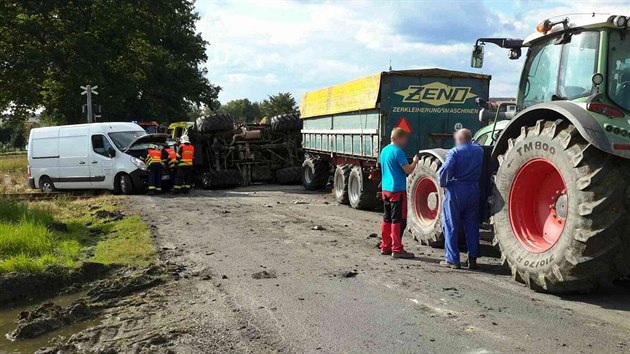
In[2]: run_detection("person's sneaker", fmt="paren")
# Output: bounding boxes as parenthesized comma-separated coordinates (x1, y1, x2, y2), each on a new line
(467, 257, 479, 270)
(439, 260, 461, 269)
(392, 251, 415, 259)
(380, 249, 392, 256)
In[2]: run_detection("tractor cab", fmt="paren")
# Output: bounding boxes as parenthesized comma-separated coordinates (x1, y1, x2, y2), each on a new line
(472, 13, 630, 157)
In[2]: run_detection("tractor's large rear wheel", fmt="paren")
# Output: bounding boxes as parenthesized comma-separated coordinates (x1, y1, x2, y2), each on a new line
(407, 155, 444, 245)
(492, 119, 630, 293)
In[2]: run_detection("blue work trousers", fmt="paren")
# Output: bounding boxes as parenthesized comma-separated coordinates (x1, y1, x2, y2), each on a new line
(442, 183, 480, 265)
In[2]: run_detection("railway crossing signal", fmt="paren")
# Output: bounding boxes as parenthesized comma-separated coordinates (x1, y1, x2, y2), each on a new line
(80, 85, 99, 123)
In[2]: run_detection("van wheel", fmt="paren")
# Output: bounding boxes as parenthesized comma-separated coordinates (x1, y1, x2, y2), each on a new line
(115, 174, 134, 195)
(39, 176, 56, 194)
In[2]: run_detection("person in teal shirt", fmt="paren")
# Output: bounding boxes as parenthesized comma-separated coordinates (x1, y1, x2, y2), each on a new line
(379, 128, 419, 259)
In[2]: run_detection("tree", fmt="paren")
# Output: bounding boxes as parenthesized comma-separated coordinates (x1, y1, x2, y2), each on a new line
(220, 99, 261, 123)
(260, 92, 297, 118)
(0, 0, 220, 125)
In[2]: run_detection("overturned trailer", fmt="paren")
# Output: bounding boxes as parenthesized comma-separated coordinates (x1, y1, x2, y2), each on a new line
(188, 113, 303, 188)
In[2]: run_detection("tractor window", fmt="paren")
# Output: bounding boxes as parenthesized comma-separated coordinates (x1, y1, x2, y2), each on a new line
(476, 133, 489, 145)
(608, 29, 630, 111)
(520, 39, 562, 107)
(558, 31, 599, 99)
(519, 31, 599, 107)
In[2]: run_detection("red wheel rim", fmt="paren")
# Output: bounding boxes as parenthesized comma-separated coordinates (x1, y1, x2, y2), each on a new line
(509, 158, 567, 253)
(414, 177, 439, 224)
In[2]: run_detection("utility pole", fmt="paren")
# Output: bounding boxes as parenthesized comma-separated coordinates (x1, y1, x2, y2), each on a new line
(80, 85, 99, 123)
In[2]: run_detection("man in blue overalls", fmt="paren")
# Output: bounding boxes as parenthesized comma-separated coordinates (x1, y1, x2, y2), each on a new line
(438, 129, 484, 269)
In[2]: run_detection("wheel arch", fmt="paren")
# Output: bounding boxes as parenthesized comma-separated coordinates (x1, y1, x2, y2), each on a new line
(114, 171, 133, 188)
(417, 148, 449, 164)
(491, 102, 612, 158)
(37, 174, 52, 188)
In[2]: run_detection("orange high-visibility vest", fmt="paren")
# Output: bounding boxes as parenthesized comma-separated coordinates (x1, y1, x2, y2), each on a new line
(145, 148, 163, 166)
(165, 148, 177, 166)
(179, 144, 194, 166)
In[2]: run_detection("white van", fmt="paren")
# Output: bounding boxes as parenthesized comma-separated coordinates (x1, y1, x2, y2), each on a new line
(28, 123, 167, 194)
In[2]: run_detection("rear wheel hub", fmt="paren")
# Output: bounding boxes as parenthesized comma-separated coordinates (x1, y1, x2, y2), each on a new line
(509, 158, 567, 253)
(414, 177, 439, 224)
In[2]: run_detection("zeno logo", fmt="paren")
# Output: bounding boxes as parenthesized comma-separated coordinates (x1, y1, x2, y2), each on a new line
(395, 82, 477, 107)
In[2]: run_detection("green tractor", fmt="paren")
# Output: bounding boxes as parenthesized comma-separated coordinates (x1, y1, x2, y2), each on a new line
(410, 14, 630, 292)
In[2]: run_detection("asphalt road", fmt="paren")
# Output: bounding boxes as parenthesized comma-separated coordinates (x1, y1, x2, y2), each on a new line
(132, 185, 630, 354)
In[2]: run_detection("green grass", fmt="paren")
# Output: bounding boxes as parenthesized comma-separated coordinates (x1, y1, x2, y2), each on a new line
(0, 155, 29, 193)
(0, 198, 79, 273)
(91, 215, 154, 267)
(0, 196, 156, 274)
(0, 154, 27, 174)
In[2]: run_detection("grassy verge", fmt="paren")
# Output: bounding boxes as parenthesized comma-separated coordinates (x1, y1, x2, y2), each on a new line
(0, 154, 29, 193)
(0, 195, 155, 274)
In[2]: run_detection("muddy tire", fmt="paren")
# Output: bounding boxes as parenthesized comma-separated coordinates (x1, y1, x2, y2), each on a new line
(333, 164, 351, 204)
(199, 169, 242, 189)
(407, 155, 444, 246)
(195, 113, 235, 133)
(302, 159, 329, 190)
(275, 166, 302, 185)
(271, 113, 302, 132)
(492, 119, 630, 293)
(348, 166, 379, 210)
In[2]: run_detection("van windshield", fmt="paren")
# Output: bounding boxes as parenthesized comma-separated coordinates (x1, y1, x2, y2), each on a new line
(108, 131, 146, 150)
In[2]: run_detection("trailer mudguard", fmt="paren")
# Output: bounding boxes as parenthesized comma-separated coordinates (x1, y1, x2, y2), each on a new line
(417, 148, 448, 163)
(491, 101, 612, 158)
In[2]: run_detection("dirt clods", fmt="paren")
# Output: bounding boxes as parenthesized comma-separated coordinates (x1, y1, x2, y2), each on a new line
(47, 222, 69, 233)
(252, 270, 277, 279)
(94, 210, 124, 222)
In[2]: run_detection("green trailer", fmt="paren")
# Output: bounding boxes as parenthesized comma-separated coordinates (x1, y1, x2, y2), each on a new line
(300, 68, 491, 209)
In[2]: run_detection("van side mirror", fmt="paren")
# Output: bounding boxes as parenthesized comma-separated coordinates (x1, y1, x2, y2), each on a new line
(471, 44, 484, 68)
(108, 147, 116, 158)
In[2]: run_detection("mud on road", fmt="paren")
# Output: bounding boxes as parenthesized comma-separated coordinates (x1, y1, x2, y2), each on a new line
(129, 185, 630, 353)
(5, 184, 630, 353)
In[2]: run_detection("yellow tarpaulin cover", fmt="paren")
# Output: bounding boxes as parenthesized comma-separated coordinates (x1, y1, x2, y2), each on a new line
(300, 73, 381, 119)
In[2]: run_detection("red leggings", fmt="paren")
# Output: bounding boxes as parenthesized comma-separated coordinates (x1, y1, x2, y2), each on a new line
(381, 191, 407, 253)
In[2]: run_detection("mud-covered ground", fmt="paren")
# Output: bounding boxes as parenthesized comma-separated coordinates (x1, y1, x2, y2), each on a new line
(5, 184, 630, 353)
(129, 185, 630, 353)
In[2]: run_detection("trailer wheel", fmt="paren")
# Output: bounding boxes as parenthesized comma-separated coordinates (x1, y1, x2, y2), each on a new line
(407, 156, 444, 246)
(333, 164, 351, 204)
(302, 159, 329, 190)
(275, 166, 302, 185)
(271, 113, 302, 132)
(195, 113, 235, 133)
(348, 166, 378, 210)
(492, 119, 630, 293)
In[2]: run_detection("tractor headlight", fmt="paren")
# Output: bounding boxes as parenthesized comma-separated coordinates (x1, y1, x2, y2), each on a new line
(614, 15, 627, 27)
(130, 157, 147, 171)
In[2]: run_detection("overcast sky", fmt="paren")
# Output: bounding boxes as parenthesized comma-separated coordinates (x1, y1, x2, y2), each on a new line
(195, 0, 628, 104)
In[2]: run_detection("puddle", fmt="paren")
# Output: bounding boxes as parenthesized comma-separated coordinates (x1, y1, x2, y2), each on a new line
(0, 291, 99, 353)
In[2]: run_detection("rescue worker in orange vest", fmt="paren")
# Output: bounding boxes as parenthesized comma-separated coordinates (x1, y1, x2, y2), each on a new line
(174, 135, 194, 193)
(164, 143, 178, 188)
(145, 144, 164, 195)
